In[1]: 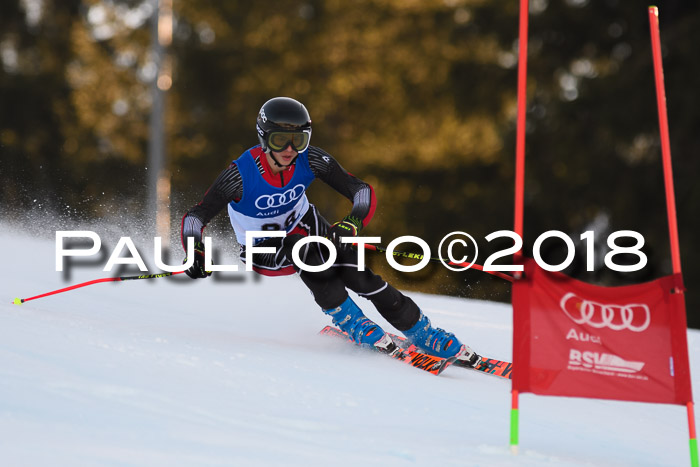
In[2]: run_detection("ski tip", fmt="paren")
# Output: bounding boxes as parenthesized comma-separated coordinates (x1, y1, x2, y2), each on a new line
(12, 297, 23, 305)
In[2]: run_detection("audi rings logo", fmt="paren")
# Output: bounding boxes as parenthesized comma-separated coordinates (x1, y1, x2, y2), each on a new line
(255, 184, 305, 210)
(559, 293, 651, 332)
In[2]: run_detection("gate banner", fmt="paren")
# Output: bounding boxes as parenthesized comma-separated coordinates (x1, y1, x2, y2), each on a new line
(512, 258, 692, 405)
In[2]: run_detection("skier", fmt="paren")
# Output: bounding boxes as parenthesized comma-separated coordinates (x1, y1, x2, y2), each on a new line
(180, 96, 481, 367)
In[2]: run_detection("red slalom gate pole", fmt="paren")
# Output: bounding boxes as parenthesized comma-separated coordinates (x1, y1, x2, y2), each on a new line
(649, 7, 697, 467)
(648, 6, 683, 277)
(510, 389, 520, 454)
(11, 271, 185, 305)
(688, 402, 699, 467)
(511, 0, 530, 456)
(513, 0, 529, 267)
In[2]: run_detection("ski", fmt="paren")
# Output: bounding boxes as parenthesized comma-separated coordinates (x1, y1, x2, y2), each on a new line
(454, 357, 513, 379)
(386, 331, 513, 380)
(319, 326, 454, 376)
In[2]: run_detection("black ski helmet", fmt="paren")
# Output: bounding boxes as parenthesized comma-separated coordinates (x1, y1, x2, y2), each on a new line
(256, 97, 312, 154)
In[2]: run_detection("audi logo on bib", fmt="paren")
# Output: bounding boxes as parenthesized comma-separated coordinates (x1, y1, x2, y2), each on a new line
(255, 184, 306, 210)
(559, 292, 651, 332)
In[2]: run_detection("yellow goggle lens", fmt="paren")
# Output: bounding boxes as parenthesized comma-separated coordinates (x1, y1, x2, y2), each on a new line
(267, 131, 310, 152)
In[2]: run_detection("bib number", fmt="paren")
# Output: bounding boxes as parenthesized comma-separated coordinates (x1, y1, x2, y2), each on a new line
(261, 211, 297, 231)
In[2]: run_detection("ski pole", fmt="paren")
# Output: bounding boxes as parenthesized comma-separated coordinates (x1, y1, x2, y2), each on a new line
(11, 271, 185, 305)
(362, 244, 515, 282)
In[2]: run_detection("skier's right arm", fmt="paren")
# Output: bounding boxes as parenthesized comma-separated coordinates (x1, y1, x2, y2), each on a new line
(181, 163, 243, 278)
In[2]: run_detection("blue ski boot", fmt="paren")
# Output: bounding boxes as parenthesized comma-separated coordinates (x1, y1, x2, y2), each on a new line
(323, 296, 387, 348)
(403, 312, 481, 367)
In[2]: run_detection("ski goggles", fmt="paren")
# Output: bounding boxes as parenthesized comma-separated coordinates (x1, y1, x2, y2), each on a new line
(266, 130, 311, 153)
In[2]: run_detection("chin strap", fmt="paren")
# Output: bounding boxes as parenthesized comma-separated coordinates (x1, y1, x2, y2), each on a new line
(268, 151, 285, 168)
(266, 148, 298, 168)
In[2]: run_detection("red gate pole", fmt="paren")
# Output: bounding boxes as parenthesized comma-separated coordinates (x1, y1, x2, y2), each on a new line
(511, 0, 530, 456)
(513, 0, 529, 267)
(648, 7, 697, 467)
(689, 401, 699, 467)
(648, 6, 682, 277)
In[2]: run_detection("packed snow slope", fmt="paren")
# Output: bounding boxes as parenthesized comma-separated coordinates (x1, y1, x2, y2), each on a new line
(1, 227, 698, 466)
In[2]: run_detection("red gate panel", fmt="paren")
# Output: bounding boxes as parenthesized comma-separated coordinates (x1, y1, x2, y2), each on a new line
(513, 258, 692, 405)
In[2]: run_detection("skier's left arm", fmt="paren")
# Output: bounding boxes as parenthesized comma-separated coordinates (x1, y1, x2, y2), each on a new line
(307, 146, 377, 241)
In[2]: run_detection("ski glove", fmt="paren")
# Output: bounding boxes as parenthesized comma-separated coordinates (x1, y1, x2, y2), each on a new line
(328, 216, 362, 250)
(183, 240, 212, 279)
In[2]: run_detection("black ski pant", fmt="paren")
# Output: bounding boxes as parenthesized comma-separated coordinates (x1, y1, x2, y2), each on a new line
(240, 205, 420, 331)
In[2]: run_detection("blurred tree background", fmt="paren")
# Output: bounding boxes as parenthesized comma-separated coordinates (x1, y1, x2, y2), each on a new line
(1, 0, 699, 328)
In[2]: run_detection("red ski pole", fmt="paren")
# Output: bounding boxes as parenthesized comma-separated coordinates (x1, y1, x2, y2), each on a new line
(11, 271, 185, 305)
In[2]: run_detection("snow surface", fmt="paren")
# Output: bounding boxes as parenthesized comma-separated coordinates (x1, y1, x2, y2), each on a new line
(1, 226, 698, 466)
